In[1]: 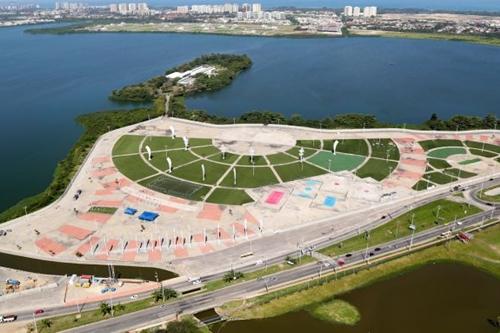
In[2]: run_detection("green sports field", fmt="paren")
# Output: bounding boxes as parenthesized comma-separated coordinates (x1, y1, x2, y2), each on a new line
(307, 151, 365, 172)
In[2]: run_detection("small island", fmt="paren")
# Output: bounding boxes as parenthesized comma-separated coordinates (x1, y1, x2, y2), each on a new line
(109, 53, 252, 103)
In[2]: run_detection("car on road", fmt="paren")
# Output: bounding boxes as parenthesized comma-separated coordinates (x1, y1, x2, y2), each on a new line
(0, 315, 17, 323)
(345, 253, 352, 258)
(336, 259, 345, 266)
(34, 309, 44, 315)
(130, 295, 138, 300)
(369, 252, 374, 257)
(374, 247, 381, 251)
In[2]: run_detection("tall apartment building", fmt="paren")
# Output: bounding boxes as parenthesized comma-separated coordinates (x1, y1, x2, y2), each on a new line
(343, 6, 353, 16)
(353, 6, 360, 17)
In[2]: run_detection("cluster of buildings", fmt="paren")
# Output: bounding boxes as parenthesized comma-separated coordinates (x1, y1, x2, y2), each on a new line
(346, 12, 500, 35)
(54, 2, 88, 12)
(343, 5, 377, 18)
(166, 65, 217, 86)
(109, 2, 150, 15)
(176, 3, 262, 15)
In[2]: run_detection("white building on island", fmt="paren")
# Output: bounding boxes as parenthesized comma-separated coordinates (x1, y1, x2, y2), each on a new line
(166, 65, 217, 86)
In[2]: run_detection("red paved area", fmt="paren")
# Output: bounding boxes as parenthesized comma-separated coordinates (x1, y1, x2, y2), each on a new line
(197, 204, 222, 221)
(58, 225, 93, 240)
(218, 228, 231, 240)
(35, 237, 66, 256)
(174, 247, 189, 258)
(148, 248, 162, 262)
(199, 243, 215, 254)
(91, 200, 123, 207)
(75, 236, 100, 255)
(103, 178, 131, 189)
(92, 156, 111, 164)
(480, 135, 489, 142)
(244, 211, 259, 225)
(104, 239, 119, 253)
(95, 188, 115, 196)
(77, 212, 113, 224)
(126, 195, 141, 203)
(159, 205, 178, 213)
(193, 233, 204, 243)
(121, 240, 138, 261)
(91, 167, 117, 178)
(170, 197, 189, 204)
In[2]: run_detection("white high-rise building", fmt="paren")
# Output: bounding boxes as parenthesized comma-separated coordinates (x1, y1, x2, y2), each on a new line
(118, 3, 128, 14)
(128, 3, 137, 13)
(343, 6, 353, 16)
(137, 2, 149, 14)
(251, 3, 262, 12)
(353, 6, 360, 17)
(363, 6, 371, 17)
(176, 5, 188, 13)
(369, 6, 377, 16)
(109, 3, 118, 12)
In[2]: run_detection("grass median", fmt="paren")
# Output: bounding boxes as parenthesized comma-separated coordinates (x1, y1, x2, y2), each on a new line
(320, 199, 482, 257)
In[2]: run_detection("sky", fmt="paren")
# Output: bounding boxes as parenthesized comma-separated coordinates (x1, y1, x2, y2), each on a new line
(2, 0, 500, 11)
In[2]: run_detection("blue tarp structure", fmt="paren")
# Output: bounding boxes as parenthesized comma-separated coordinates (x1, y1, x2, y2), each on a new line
(124, 207, 137, 215)
(323, 196, 336, 208)
(138, 211, 159, 222)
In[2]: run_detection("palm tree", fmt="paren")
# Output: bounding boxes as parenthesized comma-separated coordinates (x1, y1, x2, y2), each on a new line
(99, 302, 112, 317)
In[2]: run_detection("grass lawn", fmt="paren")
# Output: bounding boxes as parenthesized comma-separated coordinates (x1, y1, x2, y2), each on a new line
(165, 149, 200, 166)
(208, 152, 240, 164)
(355, 159, 398, 181)
(469, 148, 497, 158)
(427, 147, 467, 159)
(266, 152, 298, 164)
(296, 139, 322, 149)
(189, 138, 213, 147)
(237, 155, 268, 166)
(423, 172, 457, 185)
(477, 185, 500, 203)
(412, 180, 434, 191)
(458, 158, 481, 165)
(221, 223, 500, 322)
(140, 175, 210, 201)
(112, 135, 144, 156)
(419, 139, 463, 151)
(368, 139, 400, 160)
(220, 166, 279, 188)
(143, 136, 184, 151)
(113, 155, 158, 181)
(427, 158, 451, 169)
(146, 152, 168, 171)
(286, 147, 316, 159)
(206, 188, 254, 205)
(307, 151, 365, 172)
(274, 162, 327, 183)
(88, 206, 118, 215)
(320, 199, 481, 257)
(172, 160, 229, 185)
(323, 139, 369, 156)
(464, 140, 500, 154)
(191, 145, 221, 157)
(442, 168, 476, 178)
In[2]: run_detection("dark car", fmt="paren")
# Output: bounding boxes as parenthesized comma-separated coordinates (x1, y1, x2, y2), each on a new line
(345, 253, 352, 258)
(34, 309, 44, 315)
(374, 247, 381, 251)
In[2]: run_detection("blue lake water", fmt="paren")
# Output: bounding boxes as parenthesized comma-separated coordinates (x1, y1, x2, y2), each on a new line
(1, 25, 500, 211)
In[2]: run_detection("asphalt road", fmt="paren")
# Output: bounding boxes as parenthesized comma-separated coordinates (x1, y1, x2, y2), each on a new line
(8, 177, 500, 329)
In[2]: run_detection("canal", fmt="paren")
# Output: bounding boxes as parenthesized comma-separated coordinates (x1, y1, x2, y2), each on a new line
(0, 251, 177, 281)
(212, 263, 500, 333)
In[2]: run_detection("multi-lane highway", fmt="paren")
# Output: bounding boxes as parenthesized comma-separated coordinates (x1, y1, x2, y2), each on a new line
(66, 206, 500, 333)
(6, 177, 500, 331)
